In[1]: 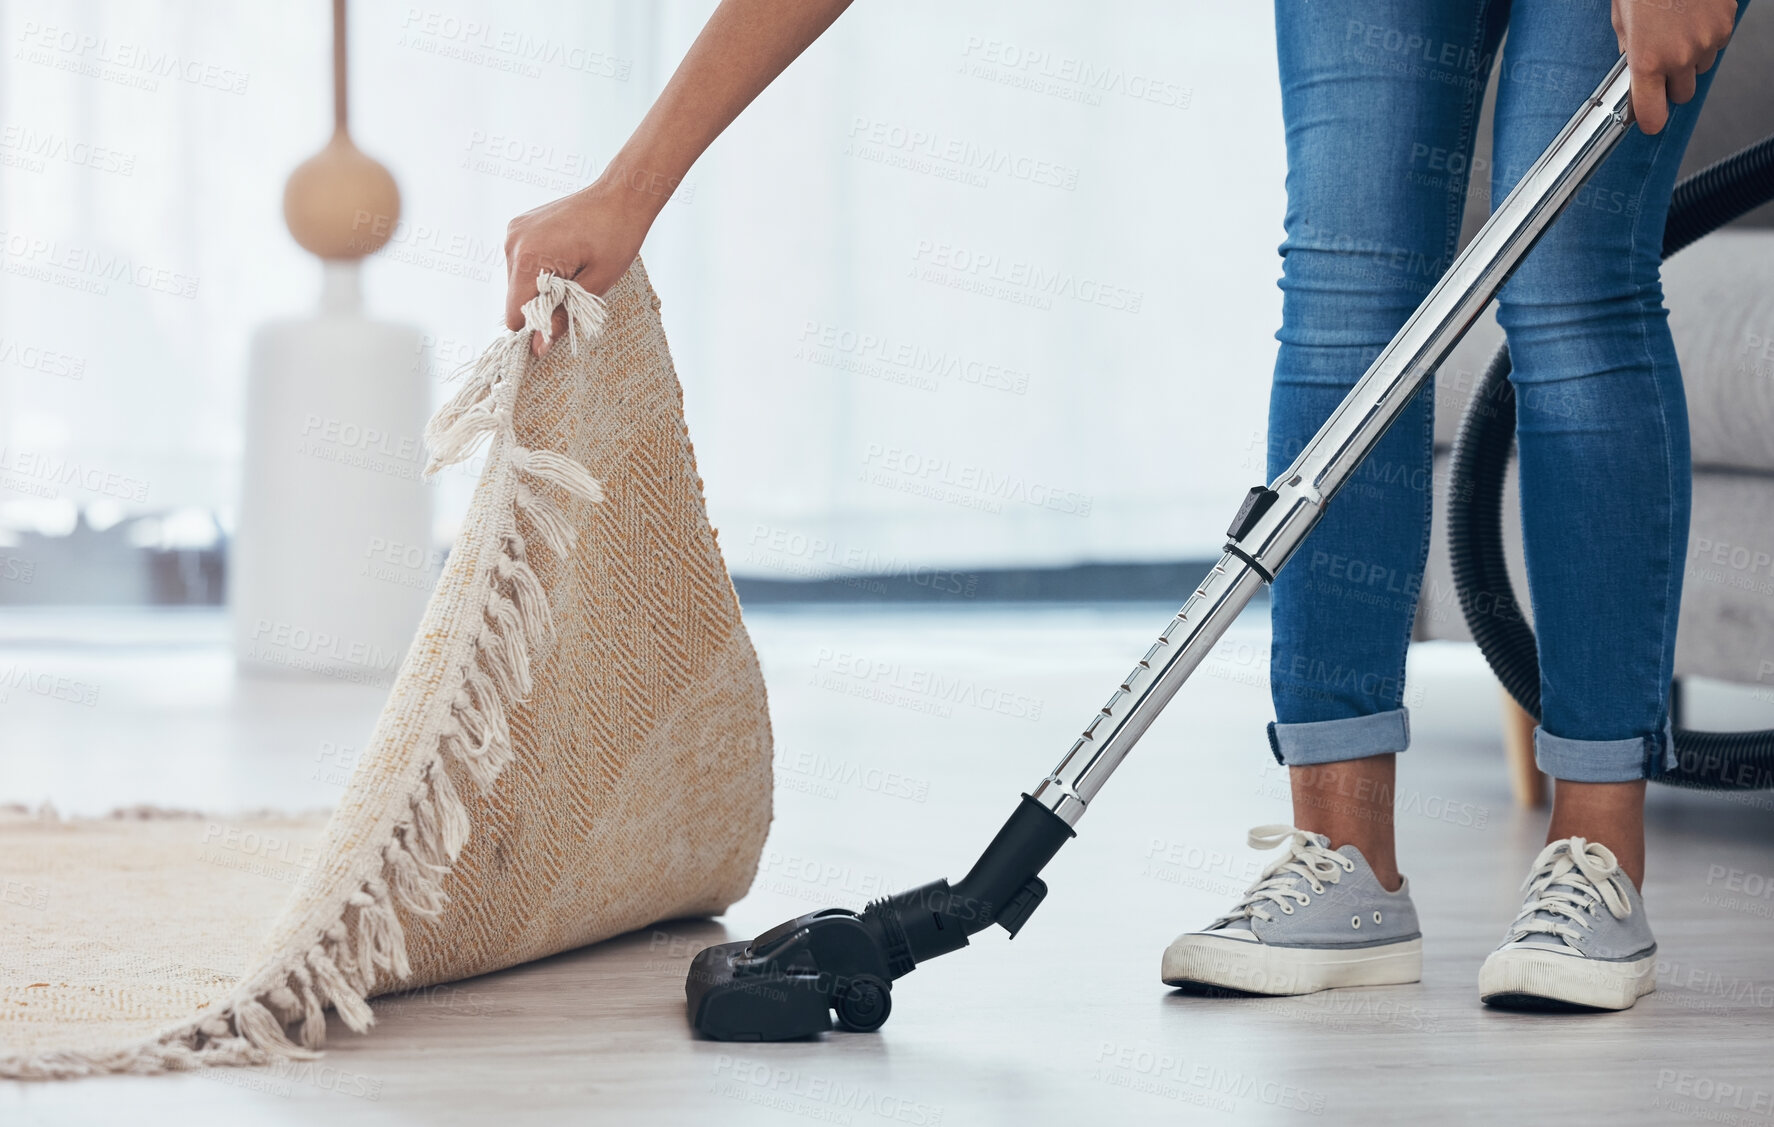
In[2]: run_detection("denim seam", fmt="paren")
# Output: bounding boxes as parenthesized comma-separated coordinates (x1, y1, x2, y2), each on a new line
(1631, 113, 1679, 780)
(1391, 377, 1435, 706)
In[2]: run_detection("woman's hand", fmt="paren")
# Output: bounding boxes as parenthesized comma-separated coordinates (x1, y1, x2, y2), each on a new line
(501, 0, 854, 356)
(1612, 0, 1737, 134)
(504, 176, 660, 356)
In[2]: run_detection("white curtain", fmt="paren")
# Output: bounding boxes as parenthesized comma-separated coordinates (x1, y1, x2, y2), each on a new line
(0, 0, 1285, 574)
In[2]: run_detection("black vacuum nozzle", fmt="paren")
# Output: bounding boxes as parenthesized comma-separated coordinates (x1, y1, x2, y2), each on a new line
(686, 911, 896, 1040)
(686, 795, 1074, 1040)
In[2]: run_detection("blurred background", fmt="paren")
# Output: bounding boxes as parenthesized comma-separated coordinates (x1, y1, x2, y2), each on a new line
(0, 0, 1288, 605)
(4, 0, 1773, 817)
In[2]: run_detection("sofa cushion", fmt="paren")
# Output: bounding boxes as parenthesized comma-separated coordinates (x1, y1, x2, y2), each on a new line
(1677, 471, 1774, 686)
(1666, 230, 1774, 473)
(1416, 451, 1774, 687)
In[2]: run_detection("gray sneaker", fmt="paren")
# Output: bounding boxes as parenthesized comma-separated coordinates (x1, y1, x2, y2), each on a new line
(1479, 837, 1657, 1011)
(1161, 825, 1422, 995)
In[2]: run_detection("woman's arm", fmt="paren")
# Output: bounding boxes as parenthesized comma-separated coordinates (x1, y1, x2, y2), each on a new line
(1613, 0, 1737, 135)
(505, 0, 854, 349)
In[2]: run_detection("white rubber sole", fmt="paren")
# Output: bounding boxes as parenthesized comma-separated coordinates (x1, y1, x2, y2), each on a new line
(1478, 946, 1657, 1011)
(1161, 934, 1423, 996)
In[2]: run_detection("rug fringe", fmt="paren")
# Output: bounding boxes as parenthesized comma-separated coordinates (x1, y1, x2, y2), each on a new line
(0, 273, 607, 1081)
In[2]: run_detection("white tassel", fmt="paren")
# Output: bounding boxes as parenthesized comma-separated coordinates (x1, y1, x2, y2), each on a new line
(347, 888, 379, 975)
(232, 996, 312, 1058)
(409, 785, 444, 867)
(447, 690, 504, 792)
(306, 947, 375, 1033)
(487, 599, 535, 699)
(522, 271, 608, 355)
(478, 619, 532, 703)
(423, 349, 502, 452)
(290, 965, 327, 1050)
(514, 481, 577, 556)
(451, 689, 489, 747)
(427, 759, 471, 858)
(321, 920, 361, 988)
(348, 876, 411, 982)
(383, 838, 447, 917)
(424, 405, 501, 474)
(508, 444, 605, 504)
(465, 665, 511, 748)
(266, 984, 302, 1022)
(487, 588, 526, 652)
(500, 546, 554, 642)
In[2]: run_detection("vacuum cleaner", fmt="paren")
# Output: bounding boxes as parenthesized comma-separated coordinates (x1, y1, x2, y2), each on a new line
(687, 56, 1774, 1041)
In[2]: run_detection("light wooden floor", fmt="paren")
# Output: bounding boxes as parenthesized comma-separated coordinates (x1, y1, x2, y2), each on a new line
(5, 605, 1774, 1125)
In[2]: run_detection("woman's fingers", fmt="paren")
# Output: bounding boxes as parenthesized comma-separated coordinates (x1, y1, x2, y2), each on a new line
(530, 306, 570, 358)
(503, 209, 582, 331)
(505, 233, 584, 354)
(505, 256, 537, 333)
(1667, 66, 1698, 106)
(1613, 0, 1737, 135)
(1630, 65, 1670, 134)
(504, 238, 560, 333)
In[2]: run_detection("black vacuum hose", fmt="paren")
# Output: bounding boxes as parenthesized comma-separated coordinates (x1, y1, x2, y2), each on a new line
(1663, 135, 1774, 258)
(1448, 136, 1774, 789)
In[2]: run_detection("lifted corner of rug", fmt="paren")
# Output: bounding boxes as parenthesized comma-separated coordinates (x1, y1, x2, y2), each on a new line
(0, 260, 773, 1080)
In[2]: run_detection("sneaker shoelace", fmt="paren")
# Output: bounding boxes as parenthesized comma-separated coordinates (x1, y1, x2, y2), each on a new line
(1209, 824, 1356, 929)
(1505, 837, 1633, 950)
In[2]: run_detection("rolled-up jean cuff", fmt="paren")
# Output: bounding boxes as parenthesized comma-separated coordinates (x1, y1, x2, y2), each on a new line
(1267, 708, 1412, 767)
(1534, 716, 1677, 782)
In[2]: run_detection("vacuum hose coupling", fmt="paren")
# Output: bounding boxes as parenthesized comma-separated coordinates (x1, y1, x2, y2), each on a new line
(863, 793, 1077, 973)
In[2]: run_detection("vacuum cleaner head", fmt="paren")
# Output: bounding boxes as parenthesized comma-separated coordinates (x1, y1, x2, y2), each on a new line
(686, 909, 899, 1040)
(687, 795, 1075, 1040)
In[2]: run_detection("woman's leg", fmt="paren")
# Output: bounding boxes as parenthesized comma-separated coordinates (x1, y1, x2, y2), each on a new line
(1490, 0, 1747, 888)
(1161, 1, 1509, 996)
(1268, 0, 1508, 887)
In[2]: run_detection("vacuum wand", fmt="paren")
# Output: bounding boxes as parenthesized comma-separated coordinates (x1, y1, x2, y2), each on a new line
(687, 58, 1637, 1041)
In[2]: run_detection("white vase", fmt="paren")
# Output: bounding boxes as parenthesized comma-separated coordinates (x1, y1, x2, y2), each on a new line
(232, 260, 431, 687)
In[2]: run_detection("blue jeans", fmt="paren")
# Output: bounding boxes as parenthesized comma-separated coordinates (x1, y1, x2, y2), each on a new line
(1266, 0, 1745, 783)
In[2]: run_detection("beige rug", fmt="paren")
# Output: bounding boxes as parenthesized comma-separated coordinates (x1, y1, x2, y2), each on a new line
(0, 262, 774, 1078)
